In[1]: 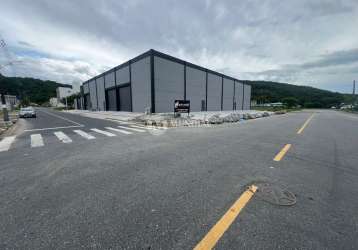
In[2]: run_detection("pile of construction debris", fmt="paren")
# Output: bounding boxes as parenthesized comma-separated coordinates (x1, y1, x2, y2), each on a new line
(134, 110, 284, 128)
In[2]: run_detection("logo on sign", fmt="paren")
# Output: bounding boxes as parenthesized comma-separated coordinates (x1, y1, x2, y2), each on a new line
(174, 100, 190, 114)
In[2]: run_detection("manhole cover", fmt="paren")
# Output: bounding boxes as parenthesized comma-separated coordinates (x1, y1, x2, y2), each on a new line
(253, 182, 296, 206)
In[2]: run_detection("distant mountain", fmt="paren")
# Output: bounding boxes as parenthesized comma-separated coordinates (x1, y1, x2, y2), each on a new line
(0, 73, 71, 104)
(0, 73, 351, 108)
(244, 80, 348, 108)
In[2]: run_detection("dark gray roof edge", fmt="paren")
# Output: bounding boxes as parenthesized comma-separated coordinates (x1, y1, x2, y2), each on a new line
(83, 49, 250, 86)
(83, 49, 152, 84)
(151, 49, 244, 83)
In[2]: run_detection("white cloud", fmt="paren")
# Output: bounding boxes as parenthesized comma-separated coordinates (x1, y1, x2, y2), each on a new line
(0, 0, 357, 93)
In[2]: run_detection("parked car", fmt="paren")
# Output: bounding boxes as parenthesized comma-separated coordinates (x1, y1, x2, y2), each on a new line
(19, 107, 36, 118)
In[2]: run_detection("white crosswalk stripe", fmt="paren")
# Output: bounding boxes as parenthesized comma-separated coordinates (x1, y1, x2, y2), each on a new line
(130, 125, 159, 130)
(54, 131, 73, 143)
(91, 128, 116, 137)
(128, 124, 153, 130)
(117, 121, 132, 125)
(146, 125, 168, 130)
(30, 134, 44, 147)
(117, 125, 146, 132)
(128, 124, 166, 130)
(73, 130, 95, 140)
(1, 124, 157, 153)
(105, 127, 133, 135)
(0, 136, 16, 152)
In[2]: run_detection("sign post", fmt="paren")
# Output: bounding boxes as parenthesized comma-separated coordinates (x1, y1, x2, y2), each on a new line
(174, 100, 190, 117)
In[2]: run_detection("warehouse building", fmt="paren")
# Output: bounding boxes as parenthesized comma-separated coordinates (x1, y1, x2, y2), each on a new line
(80, 49, 251, 113)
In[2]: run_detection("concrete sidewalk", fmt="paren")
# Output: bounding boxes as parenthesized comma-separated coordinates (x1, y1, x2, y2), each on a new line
(64, 109, 280, 127)
(64, 110, 144, 122)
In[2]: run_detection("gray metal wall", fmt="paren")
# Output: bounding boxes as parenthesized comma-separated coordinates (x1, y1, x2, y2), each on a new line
(186, 66, 206, 112)
(105, 71, 115, 89)
(223, 78, 234, 110)
(131, 57, 151, 112)
(82, 50, 252, 113)
(207, 73, 222, 111)
(88, 80, 97, 110)
(243, 84, 251, 110)
(154, 56, 184, 113)
(106, 88, 117, 111)
(83, 83, 89, 94)
(116, 66, 130, 85)
(118, 85, 132, 111)
(235, 81, 243, 110)
(96, 76, 106, 111)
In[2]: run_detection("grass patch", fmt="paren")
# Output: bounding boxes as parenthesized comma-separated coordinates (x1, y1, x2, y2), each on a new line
(252, 106, 301, 112)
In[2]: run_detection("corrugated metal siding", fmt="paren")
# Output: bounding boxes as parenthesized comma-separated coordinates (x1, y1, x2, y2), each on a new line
(96, 76, 106, 111)
(119, 85, 132, 111)
(207, 73, 222, 111)
(223, 78, 234, 110)
(186, 66, 206, 112)
(116, 66, 130, 85)
(83, 83, 89, 94)
(131, 57, 151, 112)
(235, 81, 244, 110)
(105, 71, 115, 89)
(106, 88, 117, 111)
(84, 94, 90, 110)
(243, 84, 251, 110)
(154, 56, 184, 113)
(88, 80, 97, 110)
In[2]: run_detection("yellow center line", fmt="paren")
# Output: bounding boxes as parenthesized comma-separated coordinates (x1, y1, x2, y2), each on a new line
(193, 185, 258, 250)
(273, 144, 292, 162)
(297, 113, 315, 134)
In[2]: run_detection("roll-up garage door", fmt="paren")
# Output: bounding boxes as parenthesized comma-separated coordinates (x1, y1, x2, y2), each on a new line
(119, 85, 132, 111)
(106, 88, 117, 111)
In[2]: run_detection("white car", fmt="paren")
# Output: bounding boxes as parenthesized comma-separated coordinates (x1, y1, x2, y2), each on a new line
(19, 107, 36, 118)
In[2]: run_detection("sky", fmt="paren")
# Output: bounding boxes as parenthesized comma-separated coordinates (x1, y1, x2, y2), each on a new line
(0, 0, 357, 93)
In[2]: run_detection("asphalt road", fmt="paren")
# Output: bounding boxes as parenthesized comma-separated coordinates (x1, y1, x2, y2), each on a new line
(0, 108, 357, 249)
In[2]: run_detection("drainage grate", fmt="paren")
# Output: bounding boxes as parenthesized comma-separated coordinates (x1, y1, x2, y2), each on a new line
(253, 181, 296, 206)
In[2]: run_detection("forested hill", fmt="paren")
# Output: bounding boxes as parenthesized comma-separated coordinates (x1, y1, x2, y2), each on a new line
(0, 73, 71, 104)
(0, 73, 350, 108)
(244, 80, 346, 108)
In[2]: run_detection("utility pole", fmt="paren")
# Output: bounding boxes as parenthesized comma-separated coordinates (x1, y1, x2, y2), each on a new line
(354, 80, 356, 106)
(1, 94, 10, 122)
(353, 80, 356, 95)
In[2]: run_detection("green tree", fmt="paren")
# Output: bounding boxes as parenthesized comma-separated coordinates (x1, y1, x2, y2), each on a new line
(61, 93, 81, 108)
(20, 97, 30, 107)
(0, 73, 71, 105)
(247, 80, 345, 108)
(282, 97, 298, 108)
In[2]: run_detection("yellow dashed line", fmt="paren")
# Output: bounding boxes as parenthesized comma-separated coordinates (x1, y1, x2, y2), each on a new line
(297, 113, 315, 134)
(273, 144, 292, 162)
(195, 113, 315, 249)
(193, 185, 258, 250)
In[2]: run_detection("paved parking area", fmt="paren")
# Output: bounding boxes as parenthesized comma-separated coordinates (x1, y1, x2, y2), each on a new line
(1, 109, 357, 249)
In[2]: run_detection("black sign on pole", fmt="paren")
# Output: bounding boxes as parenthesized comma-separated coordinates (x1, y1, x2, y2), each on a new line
(174, 100, 190, 115)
